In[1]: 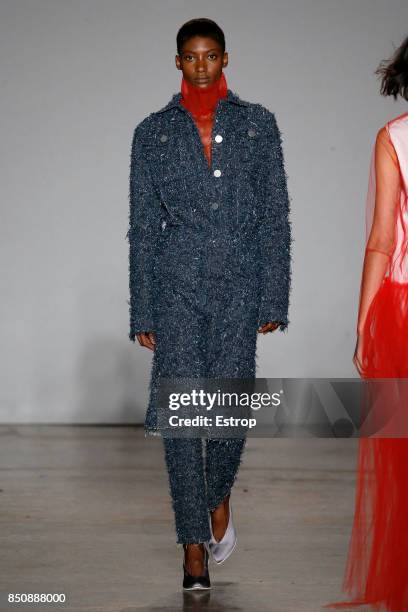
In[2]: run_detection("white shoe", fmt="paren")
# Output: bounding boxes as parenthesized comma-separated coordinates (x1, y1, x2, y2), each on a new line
(206, 495, 237, 564)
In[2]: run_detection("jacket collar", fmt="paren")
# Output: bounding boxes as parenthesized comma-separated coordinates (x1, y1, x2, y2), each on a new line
(155, 88, 250, 114)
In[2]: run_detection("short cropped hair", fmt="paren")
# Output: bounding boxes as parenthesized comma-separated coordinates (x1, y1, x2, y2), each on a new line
(176, 18, 226, 55)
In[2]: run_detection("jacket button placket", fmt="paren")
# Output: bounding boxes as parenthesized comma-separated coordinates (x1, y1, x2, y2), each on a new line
(210, 126, 223, 214)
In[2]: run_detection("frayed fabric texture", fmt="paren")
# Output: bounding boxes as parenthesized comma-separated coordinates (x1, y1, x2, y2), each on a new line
(127, 88, 292, 345)
(163, 437, 246, 544)
(127, 88, 292, 542)
(127, 88, 292, 433)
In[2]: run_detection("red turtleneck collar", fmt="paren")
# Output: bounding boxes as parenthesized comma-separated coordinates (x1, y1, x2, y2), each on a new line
(180, 72, 228, 117)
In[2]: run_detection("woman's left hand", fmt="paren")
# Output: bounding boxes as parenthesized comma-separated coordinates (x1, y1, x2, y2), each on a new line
(258, 322, 280, 334)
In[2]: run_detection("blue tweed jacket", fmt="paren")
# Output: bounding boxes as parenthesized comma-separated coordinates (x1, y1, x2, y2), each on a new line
(127, 88, 292, 342)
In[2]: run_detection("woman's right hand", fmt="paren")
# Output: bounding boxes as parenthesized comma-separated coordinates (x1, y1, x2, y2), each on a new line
(353, 334, 365, 376)
(136, 332, 156, 351)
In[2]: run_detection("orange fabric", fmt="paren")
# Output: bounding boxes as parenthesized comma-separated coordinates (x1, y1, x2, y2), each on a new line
(325, 120, 408, 611)
(356, 126, 401, 337)
(193, 113, 214, 167)
(180, 72, 228, 167)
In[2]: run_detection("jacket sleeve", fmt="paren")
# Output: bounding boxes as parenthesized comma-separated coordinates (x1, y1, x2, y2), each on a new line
(127, 121, 162, 342)
(257, 112, 292, 332)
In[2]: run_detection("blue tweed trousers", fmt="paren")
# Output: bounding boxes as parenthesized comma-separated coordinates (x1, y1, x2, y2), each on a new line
(158, 263, 258, 544)
(160, 275, 257, 544)
(163, 437, 246, 544)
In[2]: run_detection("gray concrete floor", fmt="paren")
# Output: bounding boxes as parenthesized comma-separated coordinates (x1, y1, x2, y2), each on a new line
(0, 426, 368, 612)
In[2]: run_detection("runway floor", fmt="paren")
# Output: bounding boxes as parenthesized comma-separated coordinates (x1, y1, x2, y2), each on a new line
(0, 426, 366, 611)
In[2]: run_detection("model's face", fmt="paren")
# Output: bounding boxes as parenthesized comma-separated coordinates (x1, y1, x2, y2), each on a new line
(175, 36, 228, 88)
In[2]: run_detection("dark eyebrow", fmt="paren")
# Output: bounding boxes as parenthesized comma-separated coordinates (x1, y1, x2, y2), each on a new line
(181, 48, 220, 54)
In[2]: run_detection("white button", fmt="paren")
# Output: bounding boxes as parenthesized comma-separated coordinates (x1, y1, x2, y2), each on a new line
(215, 134, 223, 143)
(213, 169, 222, 177)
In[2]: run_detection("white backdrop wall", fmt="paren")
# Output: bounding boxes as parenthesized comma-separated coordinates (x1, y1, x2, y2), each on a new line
(1, 0, 407, 422)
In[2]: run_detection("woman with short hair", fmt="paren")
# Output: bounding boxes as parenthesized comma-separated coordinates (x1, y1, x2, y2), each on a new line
(127, 17, 292, 589)
(326, 33, 408, 611)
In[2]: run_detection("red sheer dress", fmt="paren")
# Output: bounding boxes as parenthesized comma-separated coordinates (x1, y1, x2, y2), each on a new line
(326, 112, 408, 610)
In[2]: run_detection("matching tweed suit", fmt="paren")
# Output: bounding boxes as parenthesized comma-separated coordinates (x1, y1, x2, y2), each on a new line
(127, 88, 291, 543)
